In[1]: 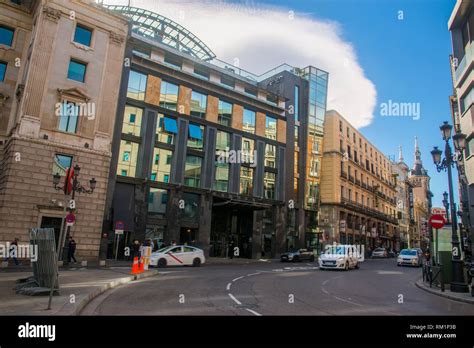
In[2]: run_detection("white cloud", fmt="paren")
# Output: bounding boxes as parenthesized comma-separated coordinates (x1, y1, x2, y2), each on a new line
(105, 0, 377, 128)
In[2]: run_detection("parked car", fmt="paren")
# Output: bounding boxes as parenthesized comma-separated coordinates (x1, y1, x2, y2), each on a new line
(150, 245, 205, 267)
(318, 245, 361, 271)
(397, 249, 422, 267)
(280, 248, 315, 262)
(371, 247, 388, 258)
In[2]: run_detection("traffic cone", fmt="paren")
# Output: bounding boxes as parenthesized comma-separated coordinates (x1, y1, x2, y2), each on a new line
(131, 257, 140, 275)
(139, 256, 145, 273)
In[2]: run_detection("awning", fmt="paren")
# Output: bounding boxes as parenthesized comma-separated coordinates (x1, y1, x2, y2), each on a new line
(163, 117, 178, 133)
(188, 124, 202, 140)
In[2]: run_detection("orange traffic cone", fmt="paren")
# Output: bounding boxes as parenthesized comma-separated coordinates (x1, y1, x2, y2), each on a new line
(139, 257, 145, 273)
(131, 257, 140, 275)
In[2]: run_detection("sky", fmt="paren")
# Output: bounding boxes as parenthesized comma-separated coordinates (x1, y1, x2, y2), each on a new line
(105, 0, 458, 208)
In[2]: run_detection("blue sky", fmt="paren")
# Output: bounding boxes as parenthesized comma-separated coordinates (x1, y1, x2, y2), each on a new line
(257, 0, 457, 208)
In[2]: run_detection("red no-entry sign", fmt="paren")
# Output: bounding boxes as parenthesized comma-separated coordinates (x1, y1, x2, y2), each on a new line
(429, 214, 445, 229)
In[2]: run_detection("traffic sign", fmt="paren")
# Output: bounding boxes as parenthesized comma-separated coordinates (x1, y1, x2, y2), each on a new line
(429, 214, 445, 229)
(115, 220, 125, 230)
(66, 213, 75, 227)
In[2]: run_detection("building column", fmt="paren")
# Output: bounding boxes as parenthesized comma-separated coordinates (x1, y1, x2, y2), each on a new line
(166, 187, 181, 245)
(198, 192, 212, 257)
(252, 210, 263, 259)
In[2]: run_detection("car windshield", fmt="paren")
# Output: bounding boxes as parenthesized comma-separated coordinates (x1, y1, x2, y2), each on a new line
(325, 246, 346, 255)
(400, 249, 417, 256)
(156, 247, 172, 253)
(374, 248, 385, 252)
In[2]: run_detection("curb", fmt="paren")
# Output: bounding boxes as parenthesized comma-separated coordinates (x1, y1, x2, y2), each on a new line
(415, 279, 474, 305)
(58, 270, 159, 315)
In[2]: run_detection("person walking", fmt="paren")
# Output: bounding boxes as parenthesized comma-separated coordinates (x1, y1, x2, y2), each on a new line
(4, 238, 20, 266)
(131, 240, 141, 260)
(228, 239, 235, 259)
(67, 237, 77, 264)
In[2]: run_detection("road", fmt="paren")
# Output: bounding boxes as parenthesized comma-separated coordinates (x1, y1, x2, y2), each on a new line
(81, 259, 473, 316)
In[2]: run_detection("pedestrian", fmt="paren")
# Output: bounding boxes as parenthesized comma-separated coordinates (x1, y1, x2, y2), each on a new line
(67, 237, 77, 264)
(4, 238, 20, 266)
(149, 239, 154, 251)
(424, 248, 431, 263)
(171, 240, 177, 246)
(131, 239, 141, 260)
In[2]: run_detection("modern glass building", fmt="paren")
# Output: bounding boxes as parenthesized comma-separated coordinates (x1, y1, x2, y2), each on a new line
(101, 5, 329, 258)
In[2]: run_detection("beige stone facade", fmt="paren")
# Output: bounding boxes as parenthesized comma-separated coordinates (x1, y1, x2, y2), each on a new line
(0, 0, 128, 261)
(320, 110, 399, 251)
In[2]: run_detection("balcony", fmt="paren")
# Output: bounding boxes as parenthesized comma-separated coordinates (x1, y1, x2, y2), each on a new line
(348, 175, 355, 183)
(340, 171, 348, 179)
(362, 182, 367, 189)
(355, 179, 361, 186)
(340, 197, 399, 225)
(455, 41, 474, 86)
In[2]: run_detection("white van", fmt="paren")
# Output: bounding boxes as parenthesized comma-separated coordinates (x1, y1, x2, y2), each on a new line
(318, 244, 363, 270)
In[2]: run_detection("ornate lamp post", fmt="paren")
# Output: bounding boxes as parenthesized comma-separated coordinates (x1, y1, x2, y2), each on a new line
(53, 164, 96, 263)
(431, 121, 468, 293)
(442, 191, 450, 224)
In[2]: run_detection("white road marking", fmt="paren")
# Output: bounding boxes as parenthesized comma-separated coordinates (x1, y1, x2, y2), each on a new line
(376, 271, 404, 275)
(232, 276, 244, 282)
(247, 272, 261, 276)
(245, 308, 263, 316)
(226, 282, 232, 290)
(228, 293, 242, 305)
(321, 287, 330, 295)
(333, 296, 363, 307)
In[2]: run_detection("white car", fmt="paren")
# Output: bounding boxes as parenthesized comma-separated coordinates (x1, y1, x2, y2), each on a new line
(318, 244, 361, 270)
(397, 249, 422, 267)
(150, 245, 205, 268)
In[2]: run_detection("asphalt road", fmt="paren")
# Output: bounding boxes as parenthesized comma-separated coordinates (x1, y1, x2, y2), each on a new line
(80, 259, 474, 316)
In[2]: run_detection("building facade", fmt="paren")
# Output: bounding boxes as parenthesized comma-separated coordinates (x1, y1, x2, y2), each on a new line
(0, 0, 128, 260)
(448, 0, 474, 254)
(98, 5, 330, 260)
(320, 110, 399, 252)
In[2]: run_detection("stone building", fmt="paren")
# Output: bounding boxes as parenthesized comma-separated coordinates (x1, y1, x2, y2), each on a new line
(320, 110, 399, 251)
(0, 0, 128, 261)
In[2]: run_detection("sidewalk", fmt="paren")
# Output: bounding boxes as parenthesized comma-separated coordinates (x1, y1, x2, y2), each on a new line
(0, 268, 158, 315)
(415, 278, 474, 304)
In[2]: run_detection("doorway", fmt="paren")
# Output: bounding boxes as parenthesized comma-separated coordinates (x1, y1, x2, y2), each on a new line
(180, 227, 197, 246)
(40, 216, 63, 250)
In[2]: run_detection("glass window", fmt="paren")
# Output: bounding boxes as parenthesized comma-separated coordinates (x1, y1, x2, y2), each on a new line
(0, 62, 6, 82)
(52, 154, 73, 176)
(265, 144, 276, 168)
(188, 124, 204, 150)
(216, 131, 230, 151)
(0, 25, 14, 47)
(194, 66, 209, 80)
(214, 162, 229, 192)
(264, 172, 276, 199)
(58, 101, 79, 133)
(220, 75, 235, 88)
(461, 87, 474, 114)
(294, 126, 299, 148)
(127, 70, 147, 101)
(182, 193, 199, 219)
(159, 80, 179, 111)
(184, 155, 202, 188)
(242, 137, 255, 165)
(218, 100, 232, 126)
(117, 140, 139, 177)
(132, 46, 150, 58)
(122, 105, 143, 137)
(243, 109, 255, 134)
(74, 24, 92, 46)
(150, 148, 173, 183)
(67, 59, 87, 82)
(310, 159, 319, 177)
(164, 54, 182, 70)
(156, 114, 175, 144)
(294, 85, 299, 122)
(265, 115, 277, 140)
(190, 91, 207, 118)
(148, 188, 168, 214)
(240, 167, 254, 195)
(244, 87, 257, 97)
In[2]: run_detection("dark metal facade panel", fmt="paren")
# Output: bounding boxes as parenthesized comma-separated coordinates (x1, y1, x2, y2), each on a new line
(203, 126, 217, 189)
(277, 146, 286, 202)
(172, 118, 188, 184)
(229, 134, 242, 193)
(255, 140, 265, 198)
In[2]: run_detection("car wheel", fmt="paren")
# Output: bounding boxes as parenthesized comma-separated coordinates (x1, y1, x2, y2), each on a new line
(309, 255, 315, 262)
(397, 263, 401, 267)
(192, 258, 201, 267)
(293, 256, 299, 263)
(355, 262, 359, 269)
(157, 258, 167, 268)
(344, 262, 349, 271)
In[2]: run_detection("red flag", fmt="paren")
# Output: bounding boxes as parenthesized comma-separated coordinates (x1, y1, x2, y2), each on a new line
(64, 167, 74, 195)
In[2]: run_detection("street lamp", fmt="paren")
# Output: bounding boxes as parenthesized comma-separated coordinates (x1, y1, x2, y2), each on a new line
(53, 164, 96, 263)
(442, 191, 450, 224)
(431, 121, 468, 293)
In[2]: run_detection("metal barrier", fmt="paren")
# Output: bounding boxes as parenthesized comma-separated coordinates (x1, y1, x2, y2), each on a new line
(16, 228, 59, 299)
(422, 263, 445, 292)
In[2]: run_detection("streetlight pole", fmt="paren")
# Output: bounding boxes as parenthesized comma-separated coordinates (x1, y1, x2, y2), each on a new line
(53, 164, 96, 264)
(431, 121, 468, 293)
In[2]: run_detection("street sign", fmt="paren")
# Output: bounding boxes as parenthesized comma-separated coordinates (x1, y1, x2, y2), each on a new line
(429, 214, 445, 229)
(115, 230, 124, 235)
(115, 220, 125, 230)
(66, 213, 75, 227)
